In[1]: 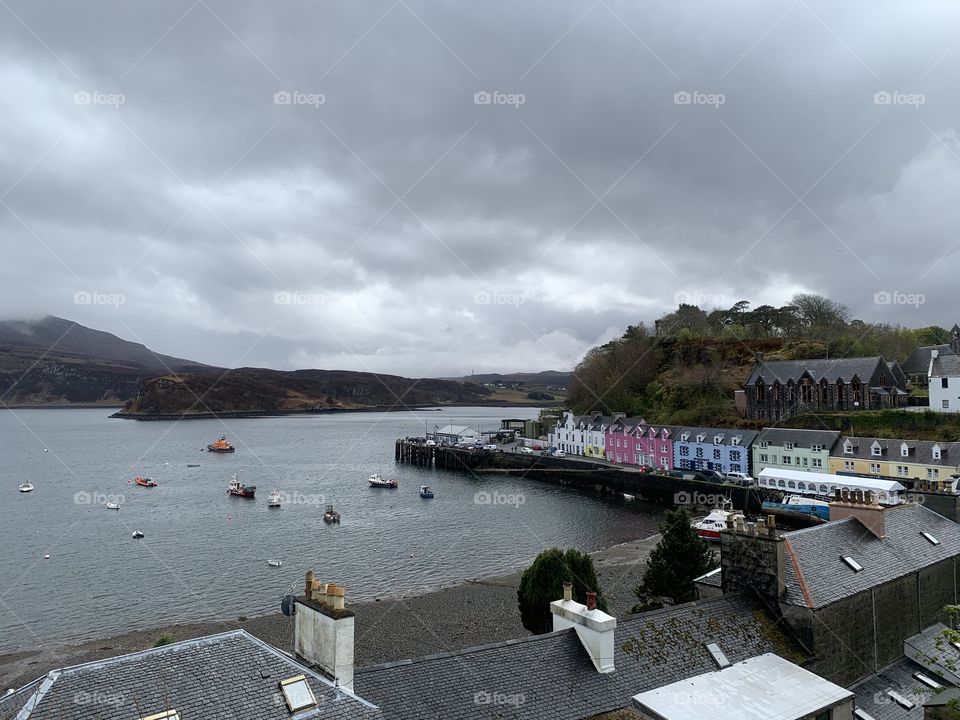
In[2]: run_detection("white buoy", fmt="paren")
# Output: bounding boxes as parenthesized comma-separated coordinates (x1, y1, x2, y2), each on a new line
(43, 554, 49, 559)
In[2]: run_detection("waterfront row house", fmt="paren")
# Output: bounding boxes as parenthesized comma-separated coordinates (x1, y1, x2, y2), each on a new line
(829, 436, 960, 484)
(672, 427, 758, 476)
(551, 411, 619, 457)
(743, 355, 908, 421)
(751, 428, 840, 473)
(604, 418, 675, 469)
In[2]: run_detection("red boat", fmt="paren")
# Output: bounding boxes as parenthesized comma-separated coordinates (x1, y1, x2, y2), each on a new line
(208, 436, 235, 453)
(227, 475, 256, 498)
(134, 476, 157, 488)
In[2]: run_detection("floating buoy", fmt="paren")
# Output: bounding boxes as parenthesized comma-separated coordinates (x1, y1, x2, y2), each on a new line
(43, 554, 49, 559)
(227, 514, 233, 520)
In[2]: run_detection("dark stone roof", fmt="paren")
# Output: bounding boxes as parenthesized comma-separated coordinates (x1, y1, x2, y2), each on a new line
(781, 504, 960, 608)
(673, 426, 758, 448)
(834, 436, 960, 468)
(902, 345, 954, 376)
(850, 655, 950, 720)
(754, 427, 841, 450)
(693, 567, 722, 587)
(354, 595, 804, 720)
(0, 630, 382, 720)
(931, 354, 960, 378)
(746, 356, 890, 386)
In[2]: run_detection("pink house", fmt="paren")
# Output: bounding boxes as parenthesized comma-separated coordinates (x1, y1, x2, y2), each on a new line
(605, 419, 675, 470)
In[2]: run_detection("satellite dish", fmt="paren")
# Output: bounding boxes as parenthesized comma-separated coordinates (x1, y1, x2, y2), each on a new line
(281, 594, 297, 617)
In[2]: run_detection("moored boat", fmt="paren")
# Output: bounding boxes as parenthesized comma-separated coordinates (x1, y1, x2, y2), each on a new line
(18, 482, 34, 493)
(368, 473, 398, 489)
(267, 559, 282, 567)
(207, 436, 235, 453)
(227, 474, 256, 498)
(323, 504, 341, 523)
(105, 502, 120, 510)
(131, 530, 144, 539)
(692, 506, 742, 542)
(134, 476, 157, 488)
(761, 495, 830, 523)
(267, 489, 281, 508)
(419, 485, 434, 498)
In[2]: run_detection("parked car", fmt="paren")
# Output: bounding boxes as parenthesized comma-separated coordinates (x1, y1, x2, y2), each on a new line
(698, 470, 726, 484)
(483, 444, 497, 450)
(637, 465, 653, 474)
(425, 439, 436, 446)
(724, 471, 754, 486)
(553, 450, 566, 457)
(519, 447, 534, 455)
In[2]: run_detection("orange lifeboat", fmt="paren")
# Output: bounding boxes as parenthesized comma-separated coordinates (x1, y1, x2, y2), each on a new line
(134, 476, 157, 488)
(207, 436, 235, 453)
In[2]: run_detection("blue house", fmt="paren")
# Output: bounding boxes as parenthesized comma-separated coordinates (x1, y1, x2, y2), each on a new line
(672, 426, 758, 476)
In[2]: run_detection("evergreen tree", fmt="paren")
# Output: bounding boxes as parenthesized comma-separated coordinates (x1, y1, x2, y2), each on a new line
(517, 547, 608, 634)
(633, 508, 717, 612)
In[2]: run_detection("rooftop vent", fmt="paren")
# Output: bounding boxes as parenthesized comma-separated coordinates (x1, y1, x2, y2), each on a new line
(141, 712, 180, 720)
(705, 642, 730, 669)
(913, 672, 943, 689)
(922, 531, 941, 545)
(279, 674, 318, 712)
(886, 690, 915, 710)
(842, 556, 863, 572)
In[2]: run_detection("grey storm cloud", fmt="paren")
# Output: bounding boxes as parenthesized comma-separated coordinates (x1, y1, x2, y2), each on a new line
(2, 0, 960, 375)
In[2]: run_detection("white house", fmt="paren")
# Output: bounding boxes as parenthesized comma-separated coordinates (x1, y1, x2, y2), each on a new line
(929, 350, 960, 413)
(432, 424, 480, 445)
(551, 412, 620, 457)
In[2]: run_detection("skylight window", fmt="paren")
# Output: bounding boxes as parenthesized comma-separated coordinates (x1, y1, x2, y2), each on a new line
(913, 672, 943, 689)
(922, 532, 941, 545)
(141, 712, 180, 720)
(886, 690, 915, 710)
(854, 710, 877, 720)
(280, 675, 318, 712)
(842, 556, 863, 572)
(704, 642, 730, 669)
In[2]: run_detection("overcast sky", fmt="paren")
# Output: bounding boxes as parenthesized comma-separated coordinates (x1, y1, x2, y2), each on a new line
(1, 1, 958, 376)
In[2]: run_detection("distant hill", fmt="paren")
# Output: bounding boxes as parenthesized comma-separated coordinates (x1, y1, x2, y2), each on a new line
(445, 371, 572, 388)
(0, 316, 214, 405)
(119, 368, 494, 416)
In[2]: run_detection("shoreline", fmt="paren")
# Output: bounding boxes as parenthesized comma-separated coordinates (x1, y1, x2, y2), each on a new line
(0, 535, 658, 692)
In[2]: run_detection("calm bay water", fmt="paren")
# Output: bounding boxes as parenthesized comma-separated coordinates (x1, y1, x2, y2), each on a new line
(0, 407, 661, 652)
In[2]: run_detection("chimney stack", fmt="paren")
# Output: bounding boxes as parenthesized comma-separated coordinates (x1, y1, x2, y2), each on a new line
(829, 492, 888, 539)
(720, 515, 786, 602)
(563, 581, 573, 602)
(550, 588, 617, 673)
(295, 570, 355, 691)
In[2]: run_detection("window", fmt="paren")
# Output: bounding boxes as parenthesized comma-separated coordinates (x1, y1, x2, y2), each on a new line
(928, 468, 940, 479)
(759, 454, 768, 463)
(680, 446, 690, 456)
(819, 484, 829, 494)
(695, 448, 704, 458)
(697, 434, 705, 443)
(901, 444, 909, 457)
(811, 444, 823, 452)
(660, 443, 667, 453)
(914, 672, 942, 689)
(730, 451, 741, 461)
(897, 465, 909, 477)
(713, 449, 721, 460)
(801, 457, 808, 466)
(933, 445, 942, 460)
(797, 482, 806, 491)
(943, 378, 950, 389)
(922, 532, 941, 545)
(812, 458, 822, 468)
(279, 675, 319, 712)
(784, 441, 795, 450)
(943, 399, 950, 409)
(759, 440, 769, 448)
(732, 437, 741, 446)
(842, 556, 863, 572)
(771, 455, 778, 463)
(844, 461, 855, 471)
(871, 444, 881, 457)
(844, 442, 854, 455)
(870, 463, 881, 475)
(788, 481, 796, 489)
(886, 690, 915, 710)
(704, 642, 730, 669)
(730, 463, 741, 472)
(783, 456, 791, 465)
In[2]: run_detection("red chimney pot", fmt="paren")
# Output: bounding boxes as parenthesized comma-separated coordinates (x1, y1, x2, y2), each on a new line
(586, 592, 597, 611)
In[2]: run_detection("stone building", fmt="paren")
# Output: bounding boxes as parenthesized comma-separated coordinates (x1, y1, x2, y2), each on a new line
(720, 496, 960, 686)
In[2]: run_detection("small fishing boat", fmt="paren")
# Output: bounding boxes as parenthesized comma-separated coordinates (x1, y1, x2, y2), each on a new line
(761, 495, 830, 523)
(105, 502, 120, 510)
(187, 463, 201, 468)
(368, 473, 398, 489)
(207, 436, 235, 453)
(419, 485, 434, 498)
(134, 476, 157, 488)
(18, 482, 34, 493)
(227, 474, 256, 498)
(267, 489, 281, 508)
(323, 505, 341, 523)
(267, 559, 282, 567)
(692, 506, 742, 542)
(131, 530, 144, 539)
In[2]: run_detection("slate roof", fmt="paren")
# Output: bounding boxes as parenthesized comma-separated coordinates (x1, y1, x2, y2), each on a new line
(781, 504, 960, 609)
(354, 594, 805, 720)
(850, 656, 947, 720)
(903, 622, 960, 688)
(0, 630, 382, 720)
(693, 567, 722, 588)
(834, 436, 960, 469)
(755, 427, 841, 451)
(902, 344, 954, 376)
(673, 426, 758, 448)
(887, 360, 908, 388)
(746, 356, 889, 386)
(931, 354, 960, 378)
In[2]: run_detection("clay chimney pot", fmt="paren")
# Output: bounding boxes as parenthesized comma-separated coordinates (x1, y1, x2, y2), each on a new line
(586, 592, 597, 611)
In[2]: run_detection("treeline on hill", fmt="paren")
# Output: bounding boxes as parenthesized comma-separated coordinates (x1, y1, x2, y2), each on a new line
(567, 294, 951, 427)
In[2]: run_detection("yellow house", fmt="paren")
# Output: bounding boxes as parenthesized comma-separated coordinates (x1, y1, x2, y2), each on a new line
(829, 436, 960, 482)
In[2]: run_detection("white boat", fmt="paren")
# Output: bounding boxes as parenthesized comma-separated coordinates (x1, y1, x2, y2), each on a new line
(18, 482, 34, 493)
(692, 507, 742, 542)
(105, 502, 120, 510)
(131, 530, 144, 539)
(267, 559, 282, 567)
(267, 489, 281, 508)
(368, 473, 398, 489)
(419, 485, 434, 498)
